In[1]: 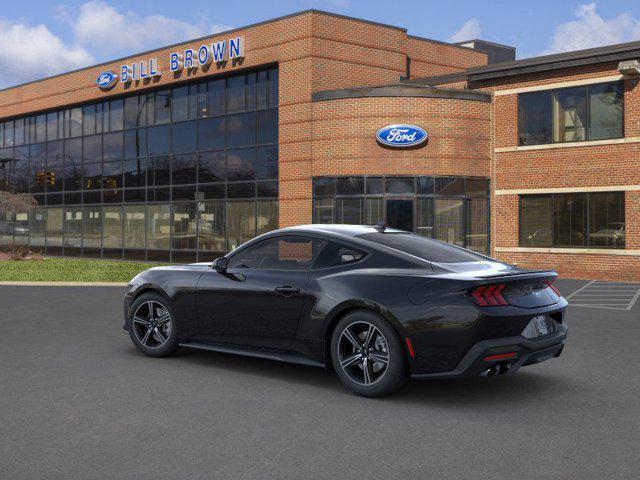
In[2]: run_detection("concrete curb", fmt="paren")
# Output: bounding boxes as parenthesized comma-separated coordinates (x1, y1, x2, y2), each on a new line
(0, 281, 127, 287)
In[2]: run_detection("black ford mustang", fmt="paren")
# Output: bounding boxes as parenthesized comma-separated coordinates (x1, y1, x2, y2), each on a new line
(123, 224, 568, 397)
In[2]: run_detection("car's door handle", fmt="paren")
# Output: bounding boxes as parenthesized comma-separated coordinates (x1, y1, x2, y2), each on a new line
(274, 285, 301, 297)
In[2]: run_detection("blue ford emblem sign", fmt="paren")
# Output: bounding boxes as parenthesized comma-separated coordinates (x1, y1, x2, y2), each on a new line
(96, 71, 118, 90)
(376, 124, 428, 148)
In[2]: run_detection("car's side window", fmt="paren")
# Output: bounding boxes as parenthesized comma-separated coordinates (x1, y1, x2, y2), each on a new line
(228, 236, 325, 270)
(312, 241, 366, 269)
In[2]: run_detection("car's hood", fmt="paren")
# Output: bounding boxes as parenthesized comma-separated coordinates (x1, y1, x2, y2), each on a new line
(149, 262, 212, 272)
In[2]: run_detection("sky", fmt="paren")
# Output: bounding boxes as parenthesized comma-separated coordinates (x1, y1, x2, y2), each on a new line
(1, 0, 640, 88)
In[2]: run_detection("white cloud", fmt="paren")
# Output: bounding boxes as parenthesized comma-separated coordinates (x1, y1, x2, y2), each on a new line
(0, 20, 93, 88)
(67, 1, 232, 57)
(448, 18, 481, 43)
(543, 3, 640, 54)
(0, 1, 234, 88)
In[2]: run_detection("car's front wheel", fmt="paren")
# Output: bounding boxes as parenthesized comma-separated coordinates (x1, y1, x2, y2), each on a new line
(331, 310, 407, 397)
(128, 293, 179, 357)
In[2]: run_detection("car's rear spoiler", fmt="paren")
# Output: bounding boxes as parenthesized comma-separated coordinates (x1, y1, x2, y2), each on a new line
(473, 270, 558, 282)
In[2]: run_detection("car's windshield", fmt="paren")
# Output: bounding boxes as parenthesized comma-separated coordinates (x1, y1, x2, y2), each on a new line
(357, 232, 486, 263)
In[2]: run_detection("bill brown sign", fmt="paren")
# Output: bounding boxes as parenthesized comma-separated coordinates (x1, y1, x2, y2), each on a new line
(97, 36, 245, 89)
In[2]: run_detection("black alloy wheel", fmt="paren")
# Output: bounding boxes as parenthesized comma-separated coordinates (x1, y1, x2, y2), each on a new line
(129, 293, 179, 357)
(331, 310, 407, 397)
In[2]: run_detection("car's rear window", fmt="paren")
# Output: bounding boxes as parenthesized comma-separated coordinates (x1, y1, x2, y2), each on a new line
(357, 232, 485, 263)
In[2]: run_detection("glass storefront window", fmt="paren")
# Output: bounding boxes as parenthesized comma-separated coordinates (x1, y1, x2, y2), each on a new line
(434, 198, 464, 247)
(83, 206, 102, 249)
(257, 200, 278, 236)
(227, 148, 255, 181)
(198, 200, 225, 252)
(466, 198, 488, 253)
(386, 177, 414, 195)
(589, 192, 625, 248)
(147, 125, 170, 156)
(518, 82, 623, 145)
(103, 206, 123, 249)
(227, 112, 256, 148)
(0, 212, 13, 246)
(154, 91, 171, 124)
(519, 192, 624, 249)
(337, 177, 364, 196)
(198, 151, 225, 183)
(227, 201, 255, 250)
(416, 198, 434, 238)
(13, 212, 29, 245)
(314, 198, 334, 224)
(172, 121, 197, 154)
(365, 198, 383, 225)
(63, 207, 82, 249)
(110, 99, 124, 132)
(226, 75, 245, 113)
(207, 79, 225, 116)
(554, 194, 587, 247)
(172, 202, 197, 250)
(124, 205, 146, 249)
(336, 198, 363, 224)
(198, 117, 225, 150)
(589, 83, 623, 140)
(172, 86, 190, 122)
(552, 87, 587, 143)
(147, 204, 170, 250)
(29, 207, 46, 248)
(314, 176, 489, 253)
(1, 67, 278, 260)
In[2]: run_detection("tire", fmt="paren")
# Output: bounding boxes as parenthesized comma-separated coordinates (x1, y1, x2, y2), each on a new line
(128, 293, 179, 358)
(330, 310, 407, 397)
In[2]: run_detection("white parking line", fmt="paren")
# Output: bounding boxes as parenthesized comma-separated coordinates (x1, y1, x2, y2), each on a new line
(625, 287, 640, 311)
(564, 280, 595, 300)
(566, 280, 640, 311)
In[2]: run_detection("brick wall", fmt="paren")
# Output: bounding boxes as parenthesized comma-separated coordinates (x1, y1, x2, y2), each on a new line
(478, 63, 640, 281)
(0, 10, 489, 241)
(280, 94, 492, 228)
(406, 37, 487, 79)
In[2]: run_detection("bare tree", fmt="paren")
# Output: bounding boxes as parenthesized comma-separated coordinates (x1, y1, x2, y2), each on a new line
(0, 192, 38, 258)
(0, 191, 37, 216)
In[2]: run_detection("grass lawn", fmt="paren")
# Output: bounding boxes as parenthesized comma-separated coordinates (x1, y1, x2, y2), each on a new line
(0, 258, 169, 283)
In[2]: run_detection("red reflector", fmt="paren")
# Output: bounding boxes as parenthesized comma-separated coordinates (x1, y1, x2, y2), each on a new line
(545, 280, 562, 297)
(405, 337, 415, 358)
(469, 283, 508, 307)
(484, 352, 517, 361)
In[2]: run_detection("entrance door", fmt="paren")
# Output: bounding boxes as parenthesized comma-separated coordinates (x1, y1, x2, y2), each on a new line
(386, 199, 414, 232)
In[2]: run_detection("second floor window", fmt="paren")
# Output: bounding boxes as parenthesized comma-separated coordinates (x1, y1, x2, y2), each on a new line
(518, 81, 623, 146)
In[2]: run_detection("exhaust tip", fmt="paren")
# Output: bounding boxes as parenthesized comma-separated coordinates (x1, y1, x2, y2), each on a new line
(480, 361, 512, 377)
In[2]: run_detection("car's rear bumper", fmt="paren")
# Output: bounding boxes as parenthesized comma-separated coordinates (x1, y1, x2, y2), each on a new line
(411, 324, 567, 379)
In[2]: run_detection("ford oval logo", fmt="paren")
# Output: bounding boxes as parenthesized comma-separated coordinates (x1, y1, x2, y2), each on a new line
(376, 124, 428, 148)
(96, 71, 118, 90)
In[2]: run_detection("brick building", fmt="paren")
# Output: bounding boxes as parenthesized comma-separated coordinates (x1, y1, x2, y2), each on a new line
(0, 10, 638, 280)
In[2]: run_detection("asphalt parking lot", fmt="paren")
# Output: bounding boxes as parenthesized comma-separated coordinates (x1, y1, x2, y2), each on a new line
(1, 280, 639, 480)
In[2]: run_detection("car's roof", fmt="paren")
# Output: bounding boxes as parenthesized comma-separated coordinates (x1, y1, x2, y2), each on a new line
(276, 224, 406, 238)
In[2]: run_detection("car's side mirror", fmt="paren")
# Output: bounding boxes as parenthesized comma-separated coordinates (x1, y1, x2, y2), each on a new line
(212, 257, 228, 273)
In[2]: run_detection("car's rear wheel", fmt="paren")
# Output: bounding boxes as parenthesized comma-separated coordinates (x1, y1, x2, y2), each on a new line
(129, 293, 178, 357)
(331, 310, 407, 397)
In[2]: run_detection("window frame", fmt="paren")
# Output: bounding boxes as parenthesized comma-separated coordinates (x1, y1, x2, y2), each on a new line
(310, 240, 368, 271)
(227, 234, 326, 271)
(518, 192, 625, 249)
(312, 175, 490, 254)
(517, 81, 624, 146)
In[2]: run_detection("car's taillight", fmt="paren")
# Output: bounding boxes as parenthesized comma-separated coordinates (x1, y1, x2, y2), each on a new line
(544, 279, 562, 297)
(468, 283, 509, 307)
